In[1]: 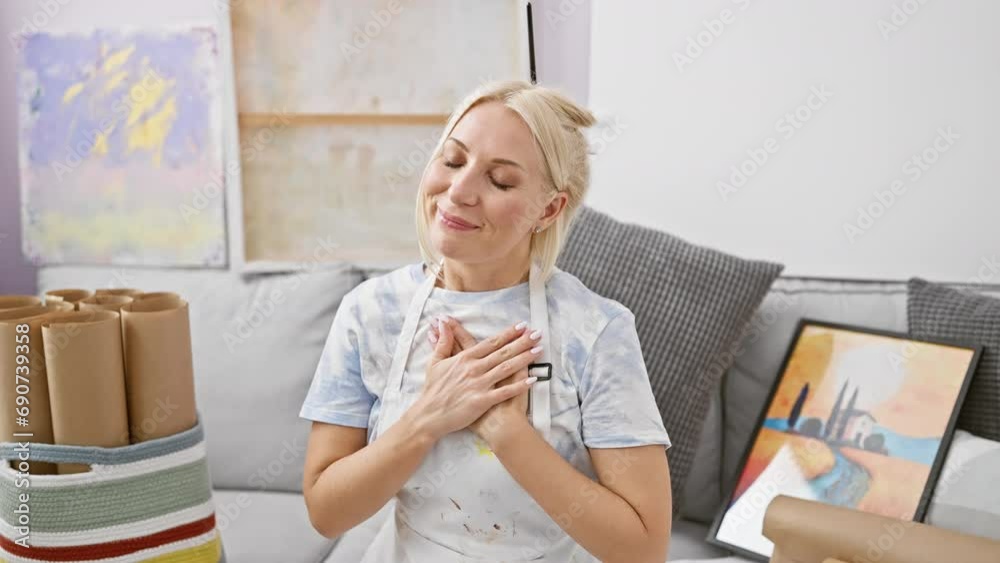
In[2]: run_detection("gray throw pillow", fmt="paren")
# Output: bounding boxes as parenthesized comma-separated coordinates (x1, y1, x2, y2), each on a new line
(907, 277, 1000, 442)
(928, 429, 1000, 541)
(556, 206, 784, 512)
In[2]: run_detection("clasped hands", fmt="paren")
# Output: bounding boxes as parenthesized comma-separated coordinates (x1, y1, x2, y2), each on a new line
(410, 316, 543, 449)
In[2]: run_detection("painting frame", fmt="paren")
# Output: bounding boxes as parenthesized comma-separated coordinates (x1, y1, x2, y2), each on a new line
(707, 318, 983, 562)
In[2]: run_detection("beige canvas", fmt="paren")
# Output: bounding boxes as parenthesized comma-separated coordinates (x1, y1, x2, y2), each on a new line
(231, 0, 526, 114)
(241, 122, 442, 265)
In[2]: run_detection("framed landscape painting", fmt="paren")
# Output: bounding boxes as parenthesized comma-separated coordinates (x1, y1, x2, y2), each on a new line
(709, 319, 982, 561)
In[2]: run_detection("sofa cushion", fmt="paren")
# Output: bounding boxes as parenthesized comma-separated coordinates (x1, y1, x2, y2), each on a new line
(681, 390, 724, 524)
(38, 264, 363, 492)
(928, 430, 1000, 540)
(555, 206, 783, 514)
(668, 518, 739, 561)
(215, 489, 334, 563)
(908, 278, 1000, 441)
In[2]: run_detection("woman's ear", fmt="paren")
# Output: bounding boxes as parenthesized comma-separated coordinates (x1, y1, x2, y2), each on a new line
(540, 191, 569, 228)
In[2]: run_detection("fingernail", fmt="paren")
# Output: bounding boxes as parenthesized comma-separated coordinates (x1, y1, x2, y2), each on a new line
(514, 321, 528, 330)
(525, 376, 538, 385)
(529, 329, 542, 340)
(429, 331, 438, 343)
(432, 317, 440, 329)
(530, 345, 543, 354)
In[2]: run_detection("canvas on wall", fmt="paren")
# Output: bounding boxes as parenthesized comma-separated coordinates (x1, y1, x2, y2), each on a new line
(711, 320, 980, 561)
(230, 0, 526, 114)
(240, 121, 443, 266)
(16, 28, 226, 267)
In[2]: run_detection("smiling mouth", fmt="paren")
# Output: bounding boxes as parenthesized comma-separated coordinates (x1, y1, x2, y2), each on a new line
(437, 209, 479, 231)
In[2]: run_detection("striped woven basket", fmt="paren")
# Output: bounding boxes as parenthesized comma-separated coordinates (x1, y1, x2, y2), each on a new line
(0, 420, 222, 562)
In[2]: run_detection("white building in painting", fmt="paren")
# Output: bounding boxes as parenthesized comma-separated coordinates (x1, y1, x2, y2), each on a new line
(843, 412, 877, 447)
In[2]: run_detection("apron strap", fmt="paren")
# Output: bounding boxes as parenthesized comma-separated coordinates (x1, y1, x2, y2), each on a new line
(528, 262, 552, 436)
(375, 260, 439, 440)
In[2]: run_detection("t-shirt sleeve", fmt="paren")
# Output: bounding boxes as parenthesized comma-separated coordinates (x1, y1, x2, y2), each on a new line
(579, 310, 672, 449)
(299, 290, 376, 428)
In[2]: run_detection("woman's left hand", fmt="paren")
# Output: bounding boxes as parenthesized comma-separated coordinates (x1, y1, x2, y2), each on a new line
(430, 316, 532, 447)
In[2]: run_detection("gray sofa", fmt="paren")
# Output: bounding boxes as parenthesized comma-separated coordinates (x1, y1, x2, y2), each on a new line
(35, 265, 1000, 562)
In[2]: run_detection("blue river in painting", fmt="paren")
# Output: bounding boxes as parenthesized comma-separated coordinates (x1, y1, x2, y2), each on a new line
(761, 417, 939, 506)
(763, 418, 940, 465)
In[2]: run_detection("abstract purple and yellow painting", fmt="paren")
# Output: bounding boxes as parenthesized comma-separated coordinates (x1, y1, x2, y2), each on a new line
(15, 28, 226, 266)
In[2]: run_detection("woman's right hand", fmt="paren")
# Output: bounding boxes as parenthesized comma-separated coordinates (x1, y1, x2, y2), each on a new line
(409, 318, 543, 441)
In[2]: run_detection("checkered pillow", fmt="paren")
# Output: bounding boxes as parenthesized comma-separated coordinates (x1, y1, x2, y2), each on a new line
(908, 278, 1000, 441)
(556, 206, 783, 511)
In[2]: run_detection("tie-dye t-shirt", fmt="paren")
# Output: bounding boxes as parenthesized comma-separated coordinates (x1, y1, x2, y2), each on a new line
(300, 262, 670, 474)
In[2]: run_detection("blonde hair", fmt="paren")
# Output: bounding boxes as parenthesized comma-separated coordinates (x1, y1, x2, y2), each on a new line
(414, 80, 596, 283)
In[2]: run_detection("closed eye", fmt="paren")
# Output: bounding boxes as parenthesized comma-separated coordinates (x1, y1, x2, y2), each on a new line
(489, 176, 514, 190)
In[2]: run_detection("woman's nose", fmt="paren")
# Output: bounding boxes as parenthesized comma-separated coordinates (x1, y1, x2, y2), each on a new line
(447, 171, 479, 206)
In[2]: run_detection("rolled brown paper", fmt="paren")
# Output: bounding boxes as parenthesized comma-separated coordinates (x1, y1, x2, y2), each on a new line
(134, 291, 181, 302)
(764, 495, 1000, 563)
(0, 300, 67, 317)
(120, 296, 197, 442)
(44, 289, 92, 309)
(0, 306, 68, 475)
(42, 310, 129, 474)
(0, 296, 41, 311)
(95, 288, 143, 297)
(78, 294, 134, 312)
(45, 301, 74, 312)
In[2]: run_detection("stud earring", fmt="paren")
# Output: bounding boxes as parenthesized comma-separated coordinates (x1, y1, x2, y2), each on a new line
(534, 226, 543, 233)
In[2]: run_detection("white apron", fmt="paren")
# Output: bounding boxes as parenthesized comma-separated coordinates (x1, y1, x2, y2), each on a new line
(360, 261, 593, 562)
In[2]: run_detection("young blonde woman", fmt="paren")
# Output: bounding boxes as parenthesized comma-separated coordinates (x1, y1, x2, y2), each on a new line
(301, 81, 673, 562)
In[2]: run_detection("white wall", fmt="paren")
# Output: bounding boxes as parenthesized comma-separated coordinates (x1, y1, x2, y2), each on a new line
(589, 0, 1000, 282)
(0, 0, 240, 291)
(532, 0, 590, 104)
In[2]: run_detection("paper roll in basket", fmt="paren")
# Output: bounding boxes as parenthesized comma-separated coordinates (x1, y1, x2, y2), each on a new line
(0, 306, 67, 475)
(41, 310, 130, 474)
(134, 292, 181, 302)
(120, 296, 198, 443)
(764, 495, 1000, 563)
(0, 418, 223, 562)
(0, 297, 40, 312)
(78, 294, 134, 312)
(43, 289, 92, 309)
(95, 288, 143, 298)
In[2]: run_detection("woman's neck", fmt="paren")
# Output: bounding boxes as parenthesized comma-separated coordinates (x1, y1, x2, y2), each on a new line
(436, 255, 531, 292)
